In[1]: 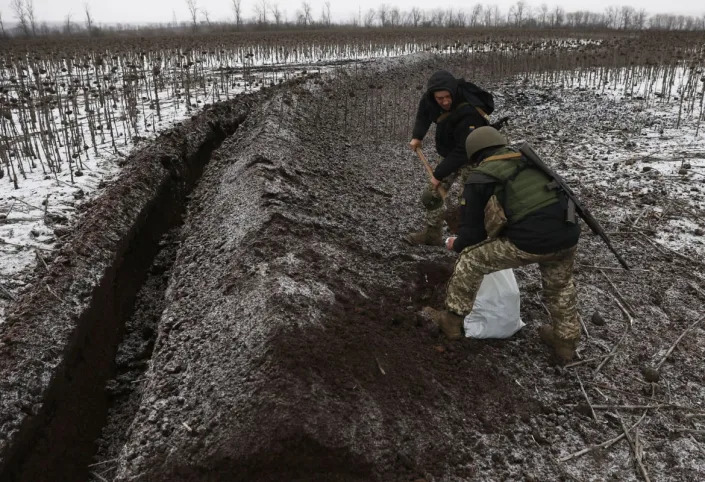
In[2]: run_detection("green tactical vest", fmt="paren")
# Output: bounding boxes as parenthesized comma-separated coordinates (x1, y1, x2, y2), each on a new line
(474, 148, 560, 223)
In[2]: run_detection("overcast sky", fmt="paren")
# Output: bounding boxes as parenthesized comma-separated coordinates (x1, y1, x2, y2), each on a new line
(0, 0, 702, 25)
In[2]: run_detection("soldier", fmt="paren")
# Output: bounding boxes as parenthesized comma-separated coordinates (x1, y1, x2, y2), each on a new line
(423, 126, 582, 363)
(406, 70, 494, 246)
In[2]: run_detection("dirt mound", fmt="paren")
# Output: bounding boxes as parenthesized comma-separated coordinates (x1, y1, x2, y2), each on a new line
(104, 75, 538, 480)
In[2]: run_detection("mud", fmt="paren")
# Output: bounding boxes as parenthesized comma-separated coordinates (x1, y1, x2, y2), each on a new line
(2, 53, 705, 482)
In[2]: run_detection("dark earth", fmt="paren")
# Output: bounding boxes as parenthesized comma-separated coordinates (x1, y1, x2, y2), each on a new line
(1, 52, 704, 481)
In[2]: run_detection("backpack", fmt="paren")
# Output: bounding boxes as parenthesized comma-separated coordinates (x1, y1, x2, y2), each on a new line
(458, 80, 495, 115)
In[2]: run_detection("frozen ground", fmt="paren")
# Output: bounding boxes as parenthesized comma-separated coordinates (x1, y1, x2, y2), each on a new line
(499, 67, 705, 258)
(0, 51, 704, 481)
(94, 57, 705, 481)
(6, 43, 695, 324)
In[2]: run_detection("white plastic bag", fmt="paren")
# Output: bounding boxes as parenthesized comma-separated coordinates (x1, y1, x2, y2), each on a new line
(464, 269, 524, 339)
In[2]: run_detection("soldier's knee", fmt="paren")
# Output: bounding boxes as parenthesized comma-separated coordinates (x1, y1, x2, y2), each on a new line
(421, 189, 443, 210)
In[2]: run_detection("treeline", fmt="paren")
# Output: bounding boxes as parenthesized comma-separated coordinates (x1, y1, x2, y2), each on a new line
(1, 0, 704, 38)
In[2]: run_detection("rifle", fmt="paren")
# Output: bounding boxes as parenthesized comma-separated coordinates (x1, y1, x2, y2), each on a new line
(519, 143, 630, 270)
(414, 148, 448, 200)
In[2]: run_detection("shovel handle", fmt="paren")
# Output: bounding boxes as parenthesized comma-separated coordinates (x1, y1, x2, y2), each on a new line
(415, 149, 448, 200)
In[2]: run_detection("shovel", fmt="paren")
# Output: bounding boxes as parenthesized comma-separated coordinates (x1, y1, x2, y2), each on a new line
(414, 148, 448, 200)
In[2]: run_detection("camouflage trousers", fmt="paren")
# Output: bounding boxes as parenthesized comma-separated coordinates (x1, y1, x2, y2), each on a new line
(420, 163, 475, 229)
(446, 238, 580, 342)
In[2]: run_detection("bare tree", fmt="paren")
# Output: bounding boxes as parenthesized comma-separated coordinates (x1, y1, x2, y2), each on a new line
(621, 6, 635, 29)
(483, 5, 493, 27)
(11, 0, 30, 36)
(320, 1, 331, 27)
(409, 7, 422, 27)
(565, 11, 577, 27)
(430, 9, 446, 27)
(64, 12, 74, 34)
(445, 9, 466, 27)
(185, 0, 198, 30)
(84, 3, 94, 34)
(551, 5, 564, 27)
(25, 0, 36, 35)
(0, 10, 6, 37)
(634, 8, 647, 29)
(270, 3, 283, 25)
(300, 1, 312, 26)
(202, 9, 211, 26)
(604, 6, 618, 29)
(389, 7, 401, 26)
(492, 5, 501, 26)
(232, 0, 242, 27)
(253, 0, 268, 25)
(538, 3, 548, 27)
(470, 4, 482, 27)
(511, 0, 527, 26)
(363, 8, 375, 27)
(377, 4, 389, 27)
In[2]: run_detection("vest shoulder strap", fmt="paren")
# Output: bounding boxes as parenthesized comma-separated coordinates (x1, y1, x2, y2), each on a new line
(480, 152, 522, 164)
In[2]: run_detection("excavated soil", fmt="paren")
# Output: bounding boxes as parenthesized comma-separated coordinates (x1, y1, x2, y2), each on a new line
(1, 54, 704, 482)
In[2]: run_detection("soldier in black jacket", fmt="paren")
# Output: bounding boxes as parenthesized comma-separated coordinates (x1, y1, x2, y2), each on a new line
(407, 70, 494, 246)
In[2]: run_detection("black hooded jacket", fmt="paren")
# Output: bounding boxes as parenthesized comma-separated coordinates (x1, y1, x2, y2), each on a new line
(411, 70, 491, 180)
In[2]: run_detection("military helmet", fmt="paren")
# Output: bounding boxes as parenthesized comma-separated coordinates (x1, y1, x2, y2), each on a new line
(465, 126, 507, 161)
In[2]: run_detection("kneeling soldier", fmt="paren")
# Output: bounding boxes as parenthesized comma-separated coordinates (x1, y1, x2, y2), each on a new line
(424, 127, 581, 363)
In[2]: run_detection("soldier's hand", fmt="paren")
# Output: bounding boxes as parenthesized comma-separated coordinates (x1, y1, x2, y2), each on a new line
(410, 138, 422, 151)
(445, 236, 456, 251)
(430, 176, 441, 189)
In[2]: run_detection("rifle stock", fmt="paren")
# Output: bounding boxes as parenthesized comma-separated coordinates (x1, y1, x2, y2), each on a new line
(519, 143, 630, 270)
(415, 148, 448, 200)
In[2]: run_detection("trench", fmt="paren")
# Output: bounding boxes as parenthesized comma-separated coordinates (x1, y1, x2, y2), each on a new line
(1, 110, 244, 482)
